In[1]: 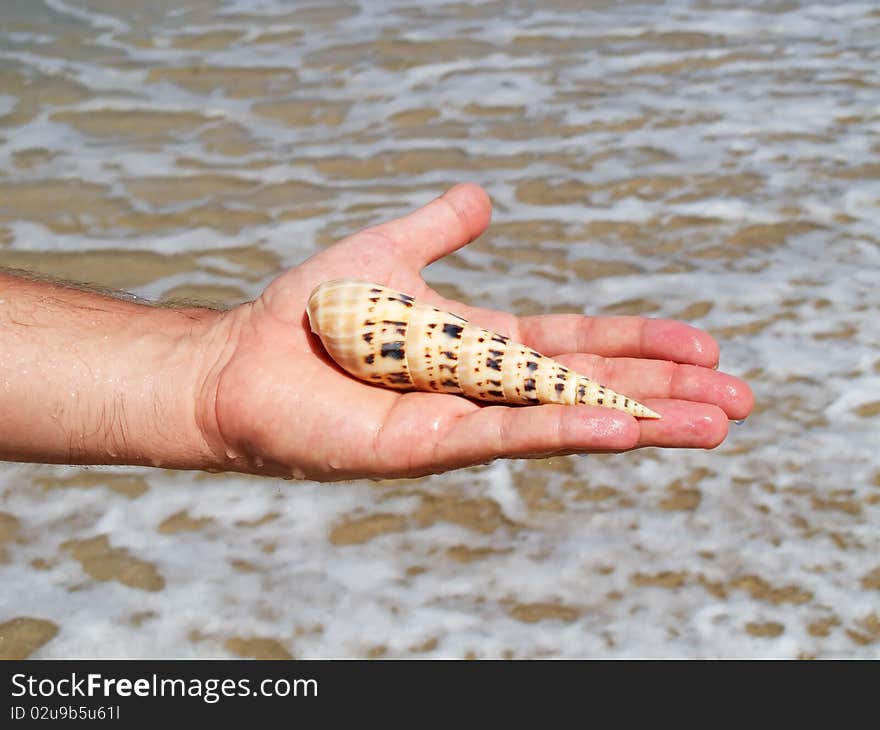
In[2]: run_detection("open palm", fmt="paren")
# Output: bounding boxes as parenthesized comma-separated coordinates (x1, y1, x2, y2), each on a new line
(196, 184, 753, 480)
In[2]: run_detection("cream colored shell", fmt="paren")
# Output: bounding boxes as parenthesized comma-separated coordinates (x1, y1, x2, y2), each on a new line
(307, 279, 661, 419)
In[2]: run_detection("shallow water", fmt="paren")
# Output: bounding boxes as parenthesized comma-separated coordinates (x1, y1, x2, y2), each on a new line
(0, 0, 878, 658)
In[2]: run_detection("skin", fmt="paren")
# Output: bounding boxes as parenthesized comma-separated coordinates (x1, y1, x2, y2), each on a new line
(0, 183, 753, 481)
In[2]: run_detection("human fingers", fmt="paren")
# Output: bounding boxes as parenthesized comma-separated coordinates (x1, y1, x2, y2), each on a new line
(427, 403, 641, 468)
(368, 182, 493, 269)
(629, 400, 730, 449)
(366, 388, 732, 479)
(553, 353, 754, 421)
(518, 314, 719, 368)
(426, 398, 731, 470)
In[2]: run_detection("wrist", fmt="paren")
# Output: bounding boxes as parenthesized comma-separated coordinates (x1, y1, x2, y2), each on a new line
(0, 275, 226, 470)
(107, 304, 226, 471)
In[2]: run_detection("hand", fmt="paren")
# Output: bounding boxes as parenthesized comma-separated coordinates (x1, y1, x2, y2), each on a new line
(196, 183, 753, 480)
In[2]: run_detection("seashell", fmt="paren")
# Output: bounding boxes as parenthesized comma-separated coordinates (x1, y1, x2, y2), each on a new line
(307, 279, 661, 419)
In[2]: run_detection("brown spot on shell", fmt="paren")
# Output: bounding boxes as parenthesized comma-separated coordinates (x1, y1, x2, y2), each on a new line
(381, 342, 406, 359)
(389, 294, 414, 307)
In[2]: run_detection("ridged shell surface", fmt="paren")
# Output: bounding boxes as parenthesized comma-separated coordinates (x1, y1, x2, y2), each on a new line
(307, 279, 661, 419)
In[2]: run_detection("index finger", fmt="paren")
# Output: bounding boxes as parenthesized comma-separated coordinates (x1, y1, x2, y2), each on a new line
(518, 314, 720, 368)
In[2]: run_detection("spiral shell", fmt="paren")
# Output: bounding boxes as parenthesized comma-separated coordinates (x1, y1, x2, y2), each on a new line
(306, 279, 661, 419)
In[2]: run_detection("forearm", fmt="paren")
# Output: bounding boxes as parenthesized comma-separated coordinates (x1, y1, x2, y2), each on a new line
(0, 272, 222, 470)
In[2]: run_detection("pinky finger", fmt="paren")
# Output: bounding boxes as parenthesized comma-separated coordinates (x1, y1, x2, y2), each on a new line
(431, 399, 733, 471)
(633, 400, 730, 449)
(432, 404, 641, 468)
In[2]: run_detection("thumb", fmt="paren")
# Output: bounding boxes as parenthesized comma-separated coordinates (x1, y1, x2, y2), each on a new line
(370, 182, 492, 269)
